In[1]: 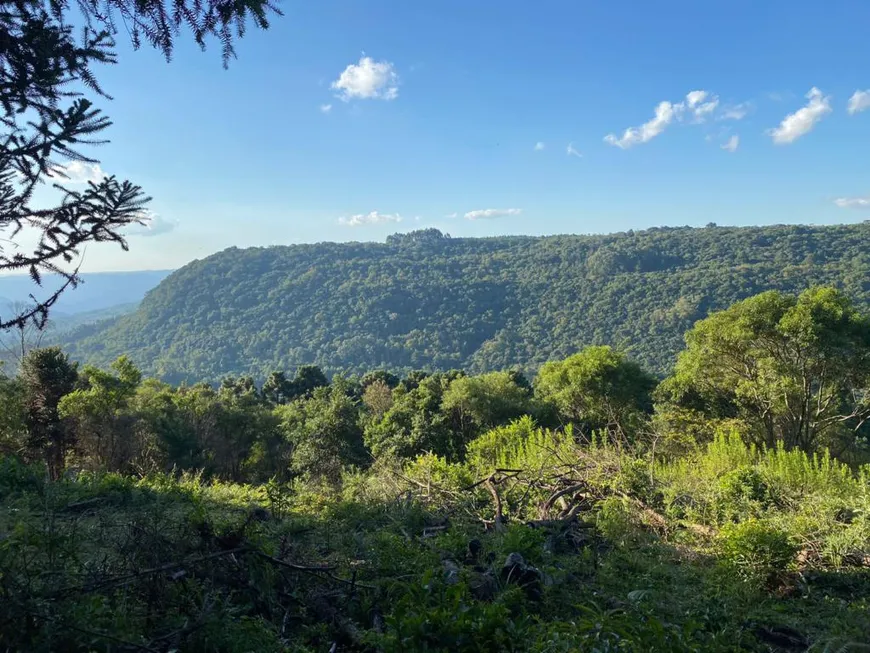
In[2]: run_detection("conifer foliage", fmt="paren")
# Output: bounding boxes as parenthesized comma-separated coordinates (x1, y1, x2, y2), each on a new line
(0, 0, 279, 329)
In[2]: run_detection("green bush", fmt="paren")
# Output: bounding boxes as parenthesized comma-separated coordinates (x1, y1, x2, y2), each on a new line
(718, 519, 797, 583)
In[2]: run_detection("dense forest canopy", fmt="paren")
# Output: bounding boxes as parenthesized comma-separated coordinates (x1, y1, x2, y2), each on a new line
(62, 222, 870, 383)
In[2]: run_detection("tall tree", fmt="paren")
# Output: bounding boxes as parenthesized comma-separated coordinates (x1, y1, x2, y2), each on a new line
(288, 365, 329, 400)
(19, 346, 78, 478)
(534, 346, 656, 439)
(0, 0, 279, 329)
(277, 380, 367, 485)
(668, 287, 870, 452)
(59, 355, 142, 471)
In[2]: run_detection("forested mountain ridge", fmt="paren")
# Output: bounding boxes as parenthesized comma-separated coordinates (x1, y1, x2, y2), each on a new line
(64, 223, 870, 383)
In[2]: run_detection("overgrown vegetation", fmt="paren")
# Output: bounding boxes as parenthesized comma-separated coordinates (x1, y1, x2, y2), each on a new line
(2, 286, 870, 651)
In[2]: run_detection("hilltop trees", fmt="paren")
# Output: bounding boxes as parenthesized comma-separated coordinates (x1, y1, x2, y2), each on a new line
(667, 287, 870, 452)
(0, 0, 279, 329)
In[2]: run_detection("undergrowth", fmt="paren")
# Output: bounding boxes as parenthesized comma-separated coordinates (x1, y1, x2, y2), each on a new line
(1, 428, 870, 651)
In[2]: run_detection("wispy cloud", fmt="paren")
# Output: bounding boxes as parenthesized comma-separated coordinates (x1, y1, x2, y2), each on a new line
(566, 142, 582, 158)
(47, 161, 106, 184)
(847, 90, 870, 116)
(464, 208, 522, 220)
(320, 104, 333, 113)
(331, 55, 399, 101)
(338, 211, 403, 226)
(604, 90, 719, 149)
(125, 211, 178, 238)
(686, 90, 719, 122)
(721, 135, 739, 153)
(445, 212, 458, 219)
(768, 87, 831, 145)
(534, 141, 545, 151)
(605, 100, 679, 149)
(833, 196, 870, 209)
(719, 102, 751, 121)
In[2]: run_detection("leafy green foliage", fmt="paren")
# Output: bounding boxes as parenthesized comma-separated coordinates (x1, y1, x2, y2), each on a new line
(4, 288, 870, 649)
(534, 345, 656, 437)
(62, 223, 870, 382)
(718, 519, 798, 584)
(669, 287, 870, 452)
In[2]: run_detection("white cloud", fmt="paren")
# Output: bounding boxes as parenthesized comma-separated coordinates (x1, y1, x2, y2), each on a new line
(331, 56, 399, 101)
(847, 90, 870, 115)
(534, 141, 545, 151)
(686, 90, 708, 108)
(338, 211, 403, 226)
(445, 212, 458, 219)
(47, 161, 106, 184)
(685, 89, 719, 121)
(719, 103, 751, 121)
(604, 90, 719, 149)
(721, 135, 739, 153)
(464, 208, 522, 220)
(833, 196, 870, 209)
(566, 142, 582, 157)
(605, 100, 679, 148)
(320, 104, 333, 113)
(768, 87, 831, 145)
(125, 211, 177, 238)
(692, 98, 720, 121)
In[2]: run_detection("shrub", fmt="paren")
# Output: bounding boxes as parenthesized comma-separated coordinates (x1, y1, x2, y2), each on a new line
(718, 519, 797, 583)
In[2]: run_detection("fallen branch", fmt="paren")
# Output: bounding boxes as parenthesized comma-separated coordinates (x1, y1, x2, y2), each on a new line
(254, 552, 376, 589)
(539, 482, 590, 519)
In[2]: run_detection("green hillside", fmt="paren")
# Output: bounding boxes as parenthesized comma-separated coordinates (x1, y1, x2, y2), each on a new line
(64, 223, 870, 383)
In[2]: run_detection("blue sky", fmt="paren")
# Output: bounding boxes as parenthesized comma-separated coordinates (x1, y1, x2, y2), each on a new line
(43, 0, 870, 271)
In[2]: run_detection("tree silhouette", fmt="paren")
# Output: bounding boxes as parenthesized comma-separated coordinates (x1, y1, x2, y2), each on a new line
(0, 0, 280, 329)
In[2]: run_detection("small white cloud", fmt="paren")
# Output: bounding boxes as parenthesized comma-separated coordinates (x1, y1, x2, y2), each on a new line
(445, 212, 458, 219)
(464, 208, 522, 220)
(685, 90, 719, 122)
(721, 135, 739, 153)
(338, 211, 403, 226)
(686, 90, 708, 108)
(768, 87, 831, 145)
(125, 211, 177, 238)
(719, 103, 751, 121)
(604, 90, 719, 149)
(692, 98, 720, 121)
(534, 141, 545, 151)
(833, 196, 870, 209)
(331, 56, 399, 101)
(566, 142, 582, 157)
(47, 161, 106, 184)
(320, 103, 333, 113)
(847, 90, 870, 115)
(605, 100, 679, 148)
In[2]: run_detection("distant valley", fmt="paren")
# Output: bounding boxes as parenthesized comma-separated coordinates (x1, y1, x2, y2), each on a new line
(0, 269, 172, 317)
